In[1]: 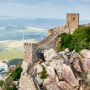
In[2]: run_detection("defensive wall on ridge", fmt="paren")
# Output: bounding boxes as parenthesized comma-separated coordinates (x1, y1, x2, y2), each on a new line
(19, 13, 90, 90)
(23, 13, 90, 68)
(23, 13, 80, 66)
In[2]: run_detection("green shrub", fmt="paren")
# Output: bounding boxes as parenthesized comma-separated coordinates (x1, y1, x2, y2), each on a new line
(57, 26, 90, 52)
(72, 27, 88, 41)
(58, 33, 67, 37)
(0, 80, 4, 87)
(38, 65, 48, 79)
(59, 33, 72, 48)
(10, 67, 22, 80)
(84, 38, 88, 42)
(2, 67, 22, 90)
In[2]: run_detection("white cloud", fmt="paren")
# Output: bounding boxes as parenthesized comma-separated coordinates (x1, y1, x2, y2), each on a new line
(0, 17, 17, 19)
(26, 26, 45, 31)
(9, 24, 17, 27)
(0, 27, 5, 30)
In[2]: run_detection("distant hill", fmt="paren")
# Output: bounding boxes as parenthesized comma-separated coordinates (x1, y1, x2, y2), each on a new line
(0, 16, 90, 41)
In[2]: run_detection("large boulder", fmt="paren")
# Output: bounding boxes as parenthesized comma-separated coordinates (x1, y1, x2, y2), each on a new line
(71, 50, 79, 59)
(80, 49, 90, 59)
(58, 81, 76, 90)
(35, 75, 43, 86)
(43, 76, 59, 90)
(62, 64, 79, 87)
(44, 48, 61, 62)
(43, 66, 59, 89)
(74, 72, 82, 80)
(73, 59, 82, 72)
(49, 83, 61, 90)
(46, 66, 56, 79)
(34, 64, 44, 85)
(12, 81, 19, 86)
(0, 87, 2, 90)
(87, 70, 90, 80)
(79, 85, 83, 90)
(69, 56, 74, 64)
(59, 51, 68, 62)
(50, 59, 63, 79)
(81, 58, 90, 72)
(34, 64, 43, 73)
(69, 50, 79, 64)
(65, 48, 70, 53)
(43, 77, 52, 89)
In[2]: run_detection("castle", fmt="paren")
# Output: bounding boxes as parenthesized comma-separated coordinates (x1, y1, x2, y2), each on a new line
(23, 13, 79, 66)
(19, 13, 90, 90)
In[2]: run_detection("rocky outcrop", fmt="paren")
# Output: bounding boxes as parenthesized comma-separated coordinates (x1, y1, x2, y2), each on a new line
(49, 83, 61, 90)
(62, 64, 79, 87)
(80, 49, 90, 59)
(19, 73, 37, 90)
(19, 48, 90, 90)
(73, 59, 82, 72)
(81, 58, 90, 72)
(58, 81, 76, 90)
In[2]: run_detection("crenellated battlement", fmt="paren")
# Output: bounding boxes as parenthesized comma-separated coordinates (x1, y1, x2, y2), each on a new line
(23, 13, 80, 68)
(54, 25, 67, 29)
(79, 22, 90, 28)
(67, 13, 79, 15)
(24, 42, 37, 47)
(20, 13, 90, 90)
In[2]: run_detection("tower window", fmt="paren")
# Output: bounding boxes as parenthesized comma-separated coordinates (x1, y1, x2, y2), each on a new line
(73, 18, 75, 20)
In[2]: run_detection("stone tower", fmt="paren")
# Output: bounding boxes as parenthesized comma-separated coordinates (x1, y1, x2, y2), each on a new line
(23, 43, 38, 66)
(66, 13, 79, 33)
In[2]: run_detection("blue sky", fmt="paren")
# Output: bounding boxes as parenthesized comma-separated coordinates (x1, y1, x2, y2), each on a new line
(0, 0, 90, 20)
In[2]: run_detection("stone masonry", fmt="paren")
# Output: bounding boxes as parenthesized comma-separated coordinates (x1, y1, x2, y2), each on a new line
(19, 13, 90, 90)
(23, 13, 80, 66)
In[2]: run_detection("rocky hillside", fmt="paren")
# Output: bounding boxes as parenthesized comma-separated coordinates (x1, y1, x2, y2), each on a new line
(31, 48, 90, 90)
(19, 26, 90, 90)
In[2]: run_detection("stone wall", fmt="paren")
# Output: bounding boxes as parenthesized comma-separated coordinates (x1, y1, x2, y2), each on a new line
(51, 25, 70, 36)
(23, 13, 80, 67)
(37, 34, 53, 47)
(20, 13, 80, 90)
(79, 23, 90, 28)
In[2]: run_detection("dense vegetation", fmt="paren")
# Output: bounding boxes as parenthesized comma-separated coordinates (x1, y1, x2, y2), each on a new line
(1, 66, 22, 90)
(58, 26, 90, 52)
(10, 67, 22, 80)
(0, 80, 4, 87)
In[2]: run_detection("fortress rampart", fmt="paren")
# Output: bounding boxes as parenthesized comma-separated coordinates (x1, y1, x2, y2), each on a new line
(23, 13, 90, 67)
(19, 13, 90, 90)
(23, 13, 80, 67)
(79, 23, 90, 28)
